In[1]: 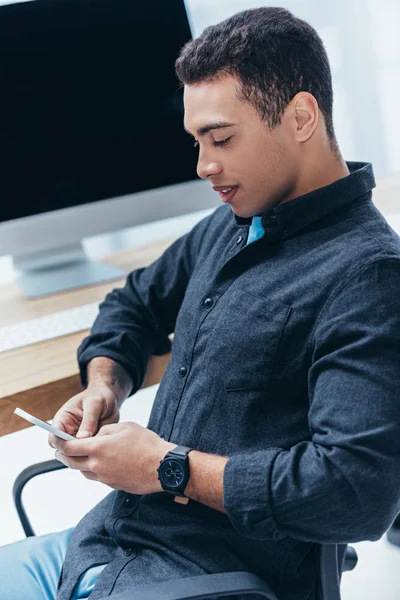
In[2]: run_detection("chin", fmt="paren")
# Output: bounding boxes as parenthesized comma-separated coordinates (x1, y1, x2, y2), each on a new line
(230, 206, 255, 219)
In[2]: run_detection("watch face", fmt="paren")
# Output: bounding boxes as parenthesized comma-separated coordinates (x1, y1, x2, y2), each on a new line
(159, 459, 185, 488)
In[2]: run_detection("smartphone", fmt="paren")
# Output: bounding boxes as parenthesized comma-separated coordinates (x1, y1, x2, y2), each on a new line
(14, 407, 75, 441)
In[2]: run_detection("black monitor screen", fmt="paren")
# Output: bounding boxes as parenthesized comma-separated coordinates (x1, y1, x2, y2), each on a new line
(0, 0, 197, 223)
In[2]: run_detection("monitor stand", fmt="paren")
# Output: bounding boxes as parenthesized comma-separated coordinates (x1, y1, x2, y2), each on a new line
(13, 243, 126, 298)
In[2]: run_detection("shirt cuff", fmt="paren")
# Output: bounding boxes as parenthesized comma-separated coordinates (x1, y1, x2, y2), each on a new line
(223, 449, 284, 541)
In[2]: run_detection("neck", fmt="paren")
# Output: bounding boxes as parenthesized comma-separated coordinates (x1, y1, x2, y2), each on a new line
(281, 149, 350, 205)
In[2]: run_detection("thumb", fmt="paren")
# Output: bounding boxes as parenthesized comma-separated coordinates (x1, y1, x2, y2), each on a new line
(77, 407, 101, 439)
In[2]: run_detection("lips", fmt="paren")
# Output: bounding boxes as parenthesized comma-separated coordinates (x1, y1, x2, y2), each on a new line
(212, 185, 238, 192)
(216, 186, 239, 203)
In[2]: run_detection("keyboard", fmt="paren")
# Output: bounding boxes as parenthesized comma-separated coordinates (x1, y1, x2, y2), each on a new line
(0, 302, 100, 353)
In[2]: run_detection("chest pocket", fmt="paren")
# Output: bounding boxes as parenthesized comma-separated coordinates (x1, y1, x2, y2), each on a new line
(206, 289, 291, 392)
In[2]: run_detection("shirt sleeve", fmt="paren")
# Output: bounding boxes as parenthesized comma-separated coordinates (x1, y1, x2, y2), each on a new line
(77, 210, 216, 394)
(223, 257, 400, 544)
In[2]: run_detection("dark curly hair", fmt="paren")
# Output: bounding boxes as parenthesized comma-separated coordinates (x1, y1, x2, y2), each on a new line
(175, 7, 339, 155)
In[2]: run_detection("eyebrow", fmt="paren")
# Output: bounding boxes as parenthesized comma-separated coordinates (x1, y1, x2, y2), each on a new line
(184, 121, 238, 138)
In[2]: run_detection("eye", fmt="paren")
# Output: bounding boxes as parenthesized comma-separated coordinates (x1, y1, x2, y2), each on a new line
(214, 137, 232, 147)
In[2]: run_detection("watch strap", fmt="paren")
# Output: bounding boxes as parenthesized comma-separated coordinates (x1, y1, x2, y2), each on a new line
(166, 445, 193, 459)
(174, 495, 190, 504)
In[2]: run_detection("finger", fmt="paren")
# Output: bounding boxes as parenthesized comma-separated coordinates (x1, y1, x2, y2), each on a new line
(51, 411, 79, 445)
(52, 438, 93, 456)
(55, 451, 91, 471)
(51, 408, 64, 430)
(51, 438, 66, 452)
(48, 418, 68, 449)
(77, 401, 102, 439)
(97, 423, 122, 436)
(82, 471, 99, 481)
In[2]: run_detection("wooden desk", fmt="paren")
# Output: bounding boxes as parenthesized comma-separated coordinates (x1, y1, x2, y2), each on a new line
(0, 238, 175, 437)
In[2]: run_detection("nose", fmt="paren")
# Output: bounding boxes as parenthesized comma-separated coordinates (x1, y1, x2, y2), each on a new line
(196, 148, 223, 180)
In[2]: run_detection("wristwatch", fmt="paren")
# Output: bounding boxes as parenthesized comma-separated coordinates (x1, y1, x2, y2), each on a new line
(157, 445, 193, 498)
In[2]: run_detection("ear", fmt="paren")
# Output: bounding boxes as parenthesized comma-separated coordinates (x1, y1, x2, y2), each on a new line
(293, 93, 319, 142)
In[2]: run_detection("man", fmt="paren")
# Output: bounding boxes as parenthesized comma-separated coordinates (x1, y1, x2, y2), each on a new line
(1, 7, 400, 600)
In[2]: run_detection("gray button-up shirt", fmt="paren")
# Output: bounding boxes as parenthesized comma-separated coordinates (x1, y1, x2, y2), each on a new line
(57, 162, 400, 600)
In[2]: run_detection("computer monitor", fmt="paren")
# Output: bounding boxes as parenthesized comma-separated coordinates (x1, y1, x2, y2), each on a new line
(0, 0, 218, 297)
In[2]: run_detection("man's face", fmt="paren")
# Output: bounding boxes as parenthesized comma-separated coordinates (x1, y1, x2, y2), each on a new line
(183, 73, 298, 218)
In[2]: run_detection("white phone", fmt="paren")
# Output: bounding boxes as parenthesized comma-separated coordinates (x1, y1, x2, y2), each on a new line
(14, 407, 75, 441)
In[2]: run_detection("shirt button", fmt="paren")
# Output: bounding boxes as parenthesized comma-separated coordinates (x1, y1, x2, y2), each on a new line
(179, 366, 187, 377)
(203, 297, 213, 308)
(124, 497, 133, 506)
(236, 236, 243, 244)
(283, 229, 290, 237)
(124, 548, 133, 557)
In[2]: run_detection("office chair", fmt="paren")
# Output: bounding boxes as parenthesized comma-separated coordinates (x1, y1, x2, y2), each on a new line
(13, 459, 358, 600)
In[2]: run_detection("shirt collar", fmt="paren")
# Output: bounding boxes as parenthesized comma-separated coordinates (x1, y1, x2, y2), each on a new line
(234, 161, 376, 240)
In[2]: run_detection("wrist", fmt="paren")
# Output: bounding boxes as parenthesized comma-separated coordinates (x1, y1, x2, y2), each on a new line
(87, 357, 133, 405)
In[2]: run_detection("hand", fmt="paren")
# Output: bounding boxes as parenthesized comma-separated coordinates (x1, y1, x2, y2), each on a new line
(52, 422, 175, 495)
(48, 385, 120, 449)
